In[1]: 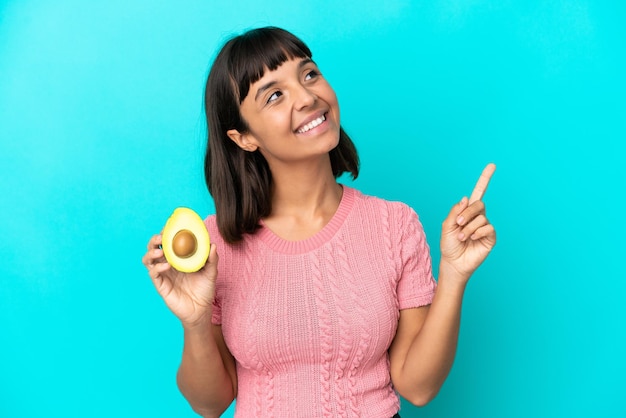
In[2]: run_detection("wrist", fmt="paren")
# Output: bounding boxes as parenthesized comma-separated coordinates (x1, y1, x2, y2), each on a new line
(438, 260, 471, 288)
(181, 311, 213, 334)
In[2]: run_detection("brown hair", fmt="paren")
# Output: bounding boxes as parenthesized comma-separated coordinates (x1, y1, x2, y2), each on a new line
(204, 27, 359, 243)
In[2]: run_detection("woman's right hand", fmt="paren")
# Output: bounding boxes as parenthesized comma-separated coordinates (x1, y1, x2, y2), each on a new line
(142, 234, 218, 328)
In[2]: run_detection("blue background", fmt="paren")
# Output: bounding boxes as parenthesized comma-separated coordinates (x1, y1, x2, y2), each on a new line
(1, 1, 625, 417)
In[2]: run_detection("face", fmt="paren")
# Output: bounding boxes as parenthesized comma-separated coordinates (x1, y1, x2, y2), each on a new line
(227, 57, 341, 168)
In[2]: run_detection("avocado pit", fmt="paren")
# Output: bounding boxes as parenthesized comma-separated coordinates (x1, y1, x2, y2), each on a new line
(172, 229, 197, 258)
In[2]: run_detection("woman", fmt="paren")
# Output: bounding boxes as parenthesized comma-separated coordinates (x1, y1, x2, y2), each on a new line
(143, 27, 496, 418)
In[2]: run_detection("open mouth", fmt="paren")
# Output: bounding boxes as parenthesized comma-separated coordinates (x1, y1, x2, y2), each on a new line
(296, 112, 327, 134)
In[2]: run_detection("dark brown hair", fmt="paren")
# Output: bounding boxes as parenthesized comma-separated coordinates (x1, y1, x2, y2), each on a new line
(204, 27, 359, 243)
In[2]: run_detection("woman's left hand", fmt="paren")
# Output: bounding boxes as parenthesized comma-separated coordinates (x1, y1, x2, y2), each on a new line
(440, 163, 497, 282)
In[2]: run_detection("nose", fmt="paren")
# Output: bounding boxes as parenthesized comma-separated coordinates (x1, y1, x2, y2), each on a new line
(293, 83, 316, 110)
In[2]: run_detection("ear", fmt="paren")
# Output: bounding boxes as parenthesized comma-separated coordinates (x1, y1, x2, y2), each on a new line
(227, 129, 259, 152)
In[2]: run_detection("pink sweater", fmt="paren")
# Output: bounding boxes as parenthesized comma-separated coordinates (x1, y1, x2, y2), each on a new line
(207, 186, 436, 417)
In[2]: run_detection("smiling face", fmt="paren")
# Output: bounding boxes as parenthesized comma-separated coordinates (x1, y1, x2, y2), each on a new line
(227, 57, 341, 169)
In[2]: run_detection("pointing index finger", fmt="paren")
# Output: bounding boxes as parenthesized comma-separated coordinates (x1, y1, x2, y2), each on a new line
(469, 163, 496, 203)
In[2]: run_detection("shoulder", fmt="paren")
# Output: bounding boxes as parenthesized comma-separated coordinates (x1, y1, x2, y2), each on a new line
(347, 186, 420, 224)
(204, 214, 251, 256)
(203, 214, 242, 279)
(204, 214, 219, 241)
(346, 187, 427, 251)
(204, 214, 231, 252)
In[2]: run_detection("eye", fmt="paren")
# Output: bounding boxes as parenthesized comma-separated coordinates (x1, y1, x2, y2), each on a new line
(304, 69, 320, 81)
(266, 90, 282, 104)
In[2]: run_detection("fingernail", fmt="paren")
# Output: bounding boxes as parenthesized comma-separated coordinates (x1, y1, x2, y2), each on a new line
(457, 216, 465, 225)
(458, 232, 465, 241)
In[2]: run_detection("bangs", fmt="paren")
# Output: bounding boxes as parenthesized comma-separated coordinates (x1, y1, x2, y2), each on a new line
(227, 27, 312, 103)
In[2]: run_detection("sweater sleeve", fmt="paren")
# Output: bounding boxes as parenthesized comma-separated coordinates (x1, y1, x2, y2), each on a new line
(204, 215, 223, 325)
(396, 204, 437, 310)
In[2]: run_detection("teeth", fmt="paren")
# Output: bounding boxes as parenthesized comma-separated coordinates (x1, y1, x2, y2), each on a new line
(297, 114, 326, 133)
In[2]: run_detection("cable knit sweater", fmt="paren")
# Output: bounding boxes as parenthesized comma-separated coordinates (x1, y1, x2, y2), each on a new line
(207, 186, 437, 417)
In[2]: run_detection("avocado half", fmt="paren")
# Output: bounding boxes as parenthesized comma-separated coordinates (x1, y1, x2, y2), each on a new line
(161, 207, 210, 273)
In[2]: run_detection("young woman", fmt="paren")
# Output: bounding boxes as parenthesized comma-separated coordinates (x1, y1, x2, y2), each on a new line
(143, 27, 496, 418)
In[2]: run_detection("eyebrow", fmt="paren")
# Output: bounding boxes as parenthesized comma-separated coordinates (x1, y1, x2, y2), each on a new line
(253, 58, 316, 102)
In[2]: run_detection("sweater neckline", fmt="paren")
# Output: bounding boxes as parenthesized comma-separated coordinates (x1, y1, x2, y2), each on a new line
(256, 185, 355, 254)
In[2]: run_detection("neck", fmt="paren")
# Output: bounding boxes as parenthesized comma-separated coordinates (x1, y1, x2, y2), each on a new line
(270, 158, 341, 217)
(262, 156, 343, 239)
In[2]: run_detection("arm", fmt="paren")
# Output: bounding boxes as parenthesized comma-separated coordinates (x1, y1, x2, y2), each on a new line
(390, 164, 497, 406)
(388, 270, 466, 406)
(143, 239, 237, 417)
(177, 322, 237, 417)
